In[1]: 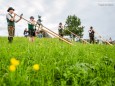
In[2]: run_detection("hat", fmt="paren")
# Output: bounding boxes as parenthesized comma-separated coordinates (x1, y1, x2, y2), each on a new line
(90, 26, 93, 29)
(30, 16, 34, 19)
(38, 15, 41, 18)
(59, 22, 62, 25)
(7, 7, 15, 12)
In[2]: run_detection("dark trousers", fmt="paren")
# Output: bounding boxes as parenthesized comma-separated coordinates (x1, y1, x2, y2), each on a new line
(8, 26, 15, 43)
(59, 33, 63, 41)
(90, 36, 94, 44)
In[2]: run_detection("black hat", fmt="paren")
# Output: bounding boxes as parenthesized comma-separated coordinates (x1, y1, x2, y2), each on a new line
(30, 16, 34, 19)
(7, 7, 15, 12)
(90, 26, 93, 29)
(59, 22, 62, 25)
(38, 15, 41, 18)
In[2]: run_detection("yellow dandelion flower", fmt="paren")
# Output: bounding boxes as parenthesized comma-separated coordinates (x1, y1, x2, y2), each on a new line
(33, 64, 40, 71)
(9, 65, 16, 72)
(10, 58, 19, 66)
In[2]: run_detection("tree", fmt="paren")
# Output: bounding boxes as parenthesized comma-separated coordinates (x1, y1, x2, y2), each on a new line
(63, 15, 84, 38)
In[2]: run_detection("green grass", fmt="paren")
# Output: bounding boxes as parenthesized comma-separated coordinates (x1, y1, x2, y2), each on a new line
(0, 37, 115, 86)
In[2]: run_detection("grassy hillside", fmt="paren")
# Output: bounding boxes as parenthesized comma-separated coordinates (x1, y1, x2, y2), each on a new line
(0, 37, 115, 86)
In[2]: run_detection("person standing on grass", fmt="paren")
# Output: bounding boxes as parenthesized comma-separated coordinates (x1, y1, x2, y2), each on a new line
(58, 22, 64, 37)
(37, 15, 42, 29)
(28, 16, 36, 42)
(6, 7, 22, 43)
(88, 26, 95, 44)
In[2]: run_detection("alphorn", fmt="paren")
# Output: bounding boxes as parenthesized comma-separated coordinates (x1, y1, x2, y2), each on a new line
(15, 14, 73, 45)
(67, 29, 90, 44)
(94, 30, 112, 46)
(42, 25, 72, 43)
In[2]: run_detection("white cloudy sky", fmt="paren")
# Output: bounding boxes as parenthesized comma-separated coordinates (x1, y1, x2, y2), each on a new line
(0, 0, 115, 40)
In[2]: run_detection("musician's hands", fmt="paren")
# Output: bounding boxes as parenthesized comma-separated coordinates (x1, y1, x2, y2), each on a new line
(19, 16, 22, 19)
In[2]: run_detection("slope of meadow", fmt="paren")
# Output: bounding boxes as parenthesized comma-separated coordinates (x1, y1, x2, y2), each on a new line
(0, 37, 115, 86)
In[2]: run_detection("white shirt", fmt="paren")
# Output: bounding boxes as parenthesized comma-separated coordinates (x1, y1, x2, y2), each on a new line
(6, 13, 13, 20)
(6, 13, 16, 22)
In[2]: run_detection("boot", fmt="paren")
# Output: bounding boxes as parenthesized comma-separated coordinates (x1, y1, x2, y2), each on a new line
(8, 37, 13, 43)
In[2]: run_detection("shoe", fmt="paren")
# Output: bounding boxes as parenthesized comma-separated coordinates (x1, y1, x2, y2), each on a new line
(8, 37, 13, 43)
